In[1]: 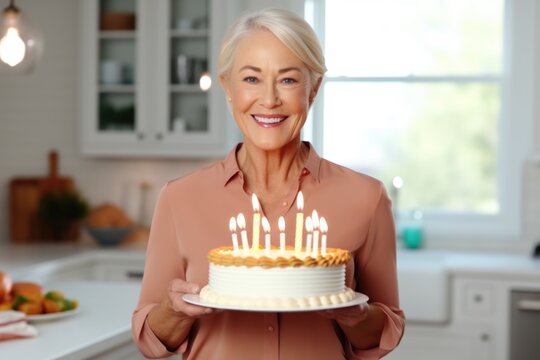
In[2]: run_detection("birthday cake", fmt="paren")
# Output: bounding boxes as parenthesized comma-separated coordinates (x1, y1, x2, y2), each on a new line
(199, 246, 355, 309)
(199, 192, 357, 309)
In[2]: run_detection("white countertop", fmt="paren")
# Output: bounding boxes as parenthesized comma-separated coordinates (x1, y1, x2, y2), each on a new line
(0, 281, 141, 360)
(397, 248, 540, 280)
(0, 243, 146, 360)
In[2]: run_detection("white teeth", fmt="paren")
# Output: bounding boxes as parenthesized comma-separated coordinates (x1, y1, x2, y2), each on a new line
(254, 116, 286, 124)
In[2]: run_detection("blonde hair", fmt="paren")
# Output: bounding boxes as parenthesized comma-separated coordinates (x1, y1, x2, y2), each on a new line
(218, 8, 326, 88)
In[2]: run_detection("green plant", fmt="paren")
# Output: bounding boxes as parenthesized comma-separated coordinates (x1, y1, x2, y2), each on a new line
(37, 191, 90, 238)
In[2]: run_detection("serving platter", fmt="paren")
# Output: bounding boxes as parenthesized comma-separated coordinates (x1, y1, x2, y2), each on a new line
(27, 308, 80, 322)
(183, 292, 368, 312)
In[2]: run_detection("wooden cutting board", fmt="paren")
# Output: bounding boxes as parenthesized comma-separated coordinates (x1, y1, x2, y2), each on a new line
(9, 151, 75, 243)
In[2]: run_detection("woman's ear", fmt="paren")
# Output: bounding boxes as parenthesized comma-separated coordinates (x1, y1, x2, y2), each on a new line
(219, 74, 231, 101)
(310, 77, 323, 105)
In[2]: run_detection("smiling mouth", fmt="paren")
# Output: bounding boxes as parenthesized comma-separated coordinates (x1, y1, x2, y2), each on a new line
(252, 115, 288, 126)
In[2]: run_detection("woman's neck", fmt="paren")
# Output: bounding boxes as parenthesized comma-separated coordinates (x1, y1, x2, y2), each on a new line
(236, 140, 308, 215)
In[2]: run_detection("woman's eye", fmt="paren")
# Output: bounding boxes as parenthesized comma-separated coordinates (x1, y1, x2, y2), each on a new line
(281, 78, 297, 85)
(243, 76, 258, 84)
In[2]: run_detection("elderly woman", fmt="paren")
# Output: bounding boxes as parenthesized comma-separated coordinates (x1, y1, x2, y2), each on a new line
(132, 8, 404, 360)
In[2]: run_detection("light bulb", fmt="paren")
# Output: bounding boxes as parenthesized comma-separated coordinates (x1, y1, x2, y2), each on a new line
(0, 26, 25, 66)
(0, 1, 43, 74)
(199, 72, 212, 91)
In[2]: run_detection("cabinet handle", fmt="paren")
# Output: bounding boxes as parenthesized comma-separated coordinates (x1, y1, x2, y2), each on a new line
(518, 299, 540, 311)
(126, 271, 144, 279)
(137, 133, 145, 140)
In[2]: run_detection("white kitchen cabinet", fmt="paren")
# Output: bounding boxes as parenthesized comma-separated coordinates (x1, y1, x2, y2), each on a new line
(79, 0, 235, 158)
(454, 278, 498, 322)
(387, 276, 500, 360)
(386, 325, 493, 360)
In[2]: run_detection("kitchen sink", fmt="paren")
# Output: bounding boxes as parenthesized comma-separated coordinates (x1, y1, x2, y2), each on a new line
(397, 250, 449, 323)
(10, 251, 145, 284)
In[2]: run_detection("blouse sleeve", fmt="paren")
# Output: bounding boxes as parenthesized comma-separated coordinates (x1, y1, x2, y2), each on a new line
(131, 184, 188, 358)
(350, 183, 405, 359)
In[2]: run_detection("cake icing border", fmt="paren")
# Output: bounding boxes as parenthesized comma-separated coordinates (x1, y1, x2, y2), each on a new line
(208, 246, 351, 268)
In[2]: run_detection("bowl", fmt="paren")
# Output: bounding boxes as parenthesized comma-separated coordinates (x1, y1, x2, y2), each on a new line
(100, 12, 136, 31)
(86, 226, 133, 247)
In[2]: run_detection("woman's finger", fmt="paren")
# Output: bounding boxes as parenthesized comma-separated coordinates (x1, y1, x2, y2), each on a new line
(168, 279, 200, 295)
(169, 293, 212, 316)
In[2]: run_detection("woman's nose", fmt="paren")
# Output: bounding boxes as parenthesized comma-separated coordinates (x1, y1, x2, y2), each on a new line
(260, 83, 281, 107)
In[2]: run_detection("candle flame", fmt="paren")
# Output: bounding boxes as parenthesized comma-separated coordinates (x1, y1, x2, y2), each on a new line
(305, 216, 313, 232)
(320, 217, 328, 233)
(262, 217, 270, 232)
(251, 193, 260, 212)
(237, 213, 246, 229)
(229, 217, 237, 232)
(296, 191, 304, 211)
(278, 216, 285, 232)
(311, 210, 319, 229)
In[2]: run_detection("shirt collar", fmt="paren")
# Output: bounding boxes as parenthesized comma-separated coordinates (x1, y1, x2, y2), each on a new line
(301, 141, 321, 182)
(222, 143, 243, 186)
(221, 141, 322, 186)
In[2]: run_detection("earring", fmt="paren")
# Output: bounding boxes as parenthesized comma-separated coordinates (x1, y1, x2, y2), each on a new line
(227, 97, 232, 102)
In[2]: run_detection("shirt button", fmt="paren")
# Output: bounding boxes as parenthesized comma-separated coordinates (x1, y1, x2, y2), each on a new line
(267, 325, 274, 332)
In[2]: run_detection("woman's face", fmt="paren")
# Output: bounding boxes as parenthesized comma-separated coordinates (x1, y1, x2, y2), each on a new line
(221, 30, 317, 151)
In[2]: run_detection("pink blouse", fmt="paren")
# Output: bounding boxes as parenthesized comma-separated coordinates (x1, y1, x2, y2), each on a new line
(132, 143, 405, 359)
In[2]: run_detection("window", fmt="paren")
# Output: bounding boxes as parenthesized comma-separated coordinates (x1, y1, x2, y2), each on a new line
(305, 0, 534, 245)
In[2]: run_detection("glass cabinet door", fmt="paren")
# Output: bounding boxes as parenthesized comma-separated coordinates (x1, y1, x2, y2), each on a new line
(167, 0, 210, 136)
(80, 0, 231, 157)
(97, 0, 137, 134)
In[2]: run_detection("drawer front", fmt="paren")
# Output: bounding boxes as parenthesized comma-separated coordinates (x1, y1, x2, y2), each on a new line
(464, 283, 494, 316)
(454, 279, 496, 321)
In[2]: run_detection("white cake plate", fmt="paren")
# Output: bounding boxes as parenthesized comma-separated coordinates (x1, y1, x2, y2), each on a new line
(182, 292, 369, 312)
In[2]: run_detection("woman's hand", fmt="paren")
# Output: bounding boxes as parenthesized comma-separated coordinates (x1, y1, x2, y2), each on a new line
(166, 279, 214, 317)
(317, 303, 385, 349)
(317, 303, 369, 327)
(147, 279, 218, 351)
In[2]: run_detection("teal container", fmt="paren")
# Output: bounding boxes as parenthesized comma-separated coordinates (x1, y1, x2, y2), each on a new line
(403, 226, 423, 249)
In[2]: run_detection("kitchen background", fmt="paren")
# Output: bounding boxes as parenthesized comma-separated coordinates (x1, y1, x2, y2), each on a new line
(1, 1, 540, 359)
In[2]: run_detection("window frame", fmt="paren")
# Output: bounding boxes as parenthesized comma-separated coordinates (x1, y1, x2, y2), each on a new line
(304, 0, 535, 248)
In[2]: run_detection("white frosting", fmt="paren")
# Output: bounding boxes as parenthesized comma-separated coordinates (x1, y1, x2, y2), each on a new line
(200, 263, 355, 309)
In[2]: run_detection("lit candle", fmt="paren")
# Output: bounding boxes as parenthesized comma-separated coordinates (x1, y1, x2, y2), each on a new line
(229, 216, 239, 256)
(262, 216, 271, 256)
(251, 193, 261, 251)
(305, 216, 313, 256)
(320, 217, 328, 256)
(294, 191, 304, 254)
(237, 213, 249, 255)
(311, 210, 320, 257)
(278, 216, 286, 254)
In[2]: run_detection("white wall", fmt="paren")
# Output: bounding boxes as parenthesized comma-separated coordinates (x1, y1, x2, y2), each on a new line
(0, 0, 539, 251)
(0, 0, 216, 242)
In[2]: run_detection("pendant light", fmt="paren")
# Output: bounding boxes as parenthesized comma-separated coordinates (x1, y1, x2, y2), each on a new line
(0, 0, 43, 74)
(198, 0, 211, 91)
(199, 70, 211, 91)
